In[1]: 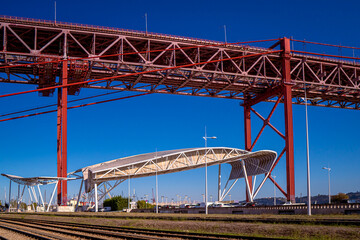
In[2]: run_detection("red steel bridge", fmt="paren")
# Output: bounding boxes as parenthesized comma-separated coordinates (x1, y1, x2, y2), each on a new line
(0, 16, 359, 205)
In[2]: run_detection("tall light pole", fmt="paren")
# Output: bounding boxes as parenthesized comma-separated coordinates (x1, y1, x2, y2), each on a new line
(145, 13, 148, 35)
(304, 90, 311, 216)
(322, 167, 331, 204)
(301, 88, 319, 216)
(203, 128, 217, 215)
(273, 175, 276, 205)
(128, 174, 130, 211)
(155, 149, 159, 214)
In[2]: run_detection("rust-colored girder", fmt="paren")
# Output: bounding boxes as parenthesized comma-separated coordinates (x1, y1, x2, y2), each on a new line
(57, 60, 68, 205)
(281, 37, 295, 203)
(244, 104, 252, 201)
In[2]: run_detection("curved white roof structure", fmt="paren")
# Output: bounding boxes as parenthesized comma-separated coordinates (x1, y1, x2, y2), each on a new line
(1, 174, 67, 186)
(72, 147, 277, 193)
(1, 174, 70, 212)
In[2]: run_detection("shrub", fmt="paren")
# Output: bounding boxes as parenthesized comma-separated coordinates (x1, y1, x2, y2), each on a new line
(103, 196, 129, 211)
(137, 200, 154, 209)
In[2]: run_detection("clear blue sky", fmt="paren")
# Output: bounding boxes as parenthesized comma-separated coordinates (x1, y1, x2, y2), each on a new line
(0, 0, 359, 204)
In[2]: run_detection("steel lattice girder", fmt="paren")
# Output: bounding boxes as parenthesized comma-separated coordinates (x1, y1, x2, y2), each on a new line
(0, 16, 359, 109)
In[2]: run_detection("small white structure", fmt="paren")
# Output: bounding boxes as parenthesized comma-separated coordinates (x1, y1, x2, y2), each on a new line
(1, 174, 69, 212)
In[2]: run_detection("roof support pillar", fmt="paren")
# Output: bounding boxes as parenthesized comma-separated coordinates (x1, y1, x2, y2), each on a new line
(75, 179, 83, 212)
(16, 184, 20, 211)
(37, 185, 45, 209)
(241, 160, 253, 202)
(47, 180, 59, 212)
(217, 164, 221, 201)
(28, 187, 34, 211)
(94, 183, 98, 212)
(8, 180, 11, 210)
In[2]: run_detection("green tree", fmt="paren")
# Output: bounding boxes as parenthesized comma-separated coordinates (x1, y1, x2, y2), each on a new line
(137, 200, 154, 209)
(331, 193, 349, 203)
(20, 202, 27, 210)
(103, 196, 129, 211)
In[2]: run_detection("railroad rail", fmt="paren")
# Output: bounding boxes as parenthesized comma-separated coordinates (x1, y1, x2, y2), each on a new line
(2, 213, 360, 227)
(0, 216, 284, 240)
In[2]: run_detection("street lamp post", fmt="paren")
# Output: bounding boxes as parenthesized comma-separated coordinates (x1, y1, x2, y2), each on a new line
(155, 150, 159, 214)
(273, 175, 276, 205)
(322, 167, 331, 204)
(145, 194, 148, 208)
(301, 90, 320, 216)
(203, 128, 217, 215)
(304, 91, 311, 216)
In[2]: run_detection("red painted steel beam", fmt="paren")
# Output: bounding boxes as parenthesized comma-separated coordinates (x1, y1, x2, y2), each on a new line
(57, 60, 68, 205)
(242, 85, 283, 107)
(57, 88, 62, 205)
(268, 40, 281, 50)
(244, 104, 252, 202)
(0, 50, 281, 99)
(281, 37, 295, 203)
(268, 175, 287, 197)
(0, 39, 280, 70)
(61, 60, 68, 205)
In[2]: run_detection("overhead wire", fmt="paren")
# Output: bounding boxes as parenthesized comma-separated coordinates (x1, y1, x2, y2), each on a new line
(0, 89, 125, 118)
(0, 92, 150, 123)
(291, 39, 360, 50)
(291, 50, 360, 61)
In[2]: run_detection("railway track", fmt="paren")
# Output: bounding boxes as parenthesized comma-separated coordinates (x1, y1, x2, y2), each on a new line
(0, 217, 282, 240)
(5, 212, 360, 226)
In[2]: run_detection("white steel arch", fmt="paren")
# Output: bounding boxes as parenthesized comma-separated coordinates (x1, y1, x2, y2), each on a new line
(69, 147, 277, 212)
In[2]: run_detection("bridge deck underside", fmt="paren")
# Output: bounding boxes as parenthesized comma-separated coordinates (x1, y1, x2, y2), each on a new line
(0, 17, 359, 109)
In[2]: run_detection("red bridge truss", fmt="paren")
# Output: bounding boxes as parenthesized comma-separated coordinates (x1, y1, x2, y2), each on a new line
(1, 15, 359, 205)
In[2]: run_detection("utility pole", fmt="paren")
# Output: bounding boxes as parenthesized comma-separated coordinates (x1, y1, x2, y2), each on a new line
(322, 167, 331, 204)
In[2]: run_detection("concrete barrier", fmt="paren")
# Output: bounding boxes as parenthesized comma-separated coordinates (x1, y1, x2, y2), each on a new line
(56, 206, 75, 212)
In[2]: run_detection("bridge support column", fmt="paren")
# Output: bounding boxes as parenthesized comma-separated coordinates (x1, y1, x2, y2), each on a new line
(94, 183, 98, 212)
(57, 60, 68, 205)
(281, 37, 295, 203)
(241, 37, 295, 203)
(244, 105, 253, 202)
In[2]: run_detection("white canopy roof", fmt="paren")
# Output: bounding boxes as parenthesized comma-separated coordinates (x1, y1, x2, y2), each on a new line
(71, 147, 277, 192)
(1, 174, 68, 186)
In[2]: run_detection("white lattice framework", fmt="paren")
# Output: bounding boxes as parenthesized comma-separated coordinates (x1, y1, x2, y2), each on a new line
(1, 174, 69, 212)
(69, 147, 277, 211)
